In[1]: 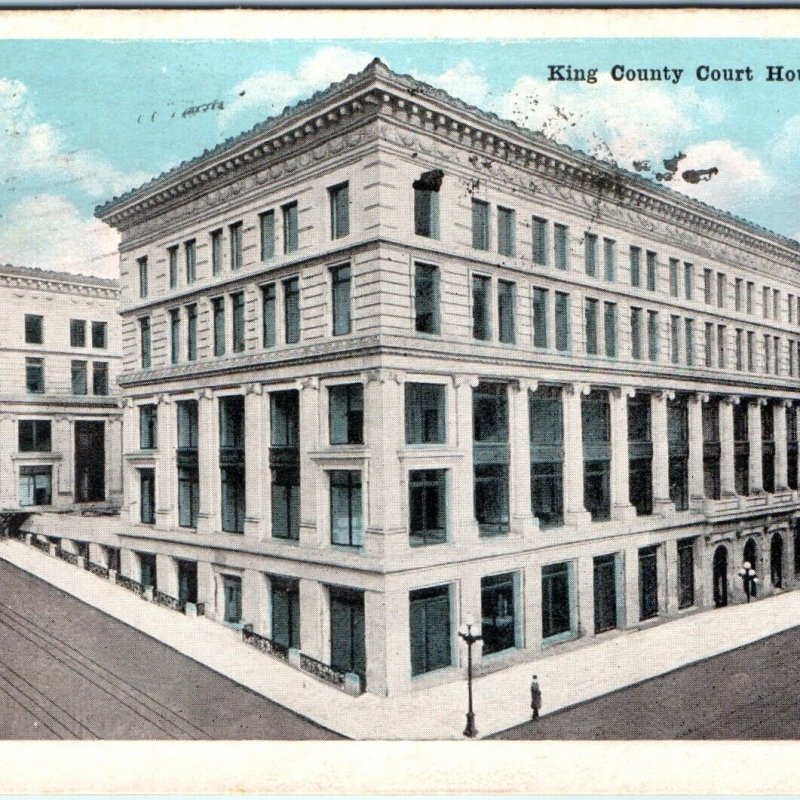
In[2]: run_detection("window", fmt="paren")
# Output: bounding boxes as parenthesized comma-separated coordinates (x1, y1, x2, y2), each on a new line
(137, 256, 148, 299)
(704, 322, 714, 367)
(763, 285, 770, 319)
(584, 233, 598, 277)
(736, 328, 744, 371)
(186, 304, 197, 361)
(232, 292, 245, 354)
(746, 281, 754, 314)
(791, 340, 797, 377)
(735, 278, 743, 312)
(790, 294, 795, 324)
(71, 360, 87, 395)
(271, 391, 300, 541)
(628, 394, 653, 517)
(271, 578, 300, 651)
(410, 585, 451, 676)
(170, 308, 180, 364)
(177, 399, 198, 449)
(405, 383, 445, 445)
(670, 315, 680, 364)
(668, 395, 689, 511)
(594, 553, 619, 633)
(91, 321, 107, 349)
(139, 404, 157, 450)
(646, 251, 657, 291)
(554, 223, 569, 270)
(414, 262, 440, 334)
(530, 386, 564, 528)
(140, 318, 151, 369)
(211, 229, 223, 276)
(704, 269, 713, 305)
(630, 246, 641, 287)
(331, 264, 352, 336)
(684, 263, 693, 300)
(481, 573, 516, 655)
(472, 200, 489, 251)
(532, 287, 548, 348)
(260, 210, 275, 261)
(19, 420, 51, 453)
(668, 258, 679, 297)
(774, 288, 781, 320)
(717, 325, 726, 369)
(584, 298, 599, 355)
(647, 310, 659, 361)
(472, 274, 491, 341)
(168, 245, 178, 288)
(70, 319, 86, 348)
(764, 334, 772, 374)
(685, 319, 694, 366)
(583, 391, 611, 521)
(262, 283, 276, 348)
(25, 314, 43, 345)
(178, 460, 199, 529)
(734, 403, 749, 496)
(283, 202, 299, 253)
(212, 297, 225, 356)
(639, 546, 659, 620)
(138, 468, 155, 524)
(92, 362, 108, 396)
(330, 470, 362, 546)
(219, 396, 245, 534)
(703, 400, 721, 500)
(631, 307, 643, 360)
(26, 357, 44, 393)
(473, 382, 509, 536)
(185, 240, 196, 284)
(284, 277, 300, 344)
(788, 407, 798, 491)
(542, 562, 573, 640)
(747, 330, 755, 371)
(555, 292, 570, 351)
(329, 383, 363, 445)
(763, 404, 776, 494)
(497, 207, 516, 257)
(604, 302, 617, 358)
(229, 222, 243, 271)
(532, 216, 547, 264)
(19, 466, 51, 507)
(717, 272, 725, 308)
(498, 280, 515, 344)
(775, 335, 781, 375)
(408, 469, 447, 547)
(603, 238, 615, 282)
(413, 173, 440, 239)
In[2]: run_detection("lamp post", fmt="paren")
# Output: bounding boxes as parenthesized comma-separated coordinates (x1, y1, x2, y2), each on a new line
(738, 561, 758, 602)
(458, 612, 482, 738)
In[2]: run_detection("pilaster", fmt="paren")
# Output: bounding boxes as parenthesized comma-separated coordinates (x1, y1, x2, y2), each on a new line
(577, 553, 595, 638)
(298, 577, 326, 661)
(120, 548, 139, 582)
(610, 386, 637, 521)
(297, 377, 322, 547)
(509, 379, 538, 535)
(242, 568, 268, 632)
(748, 398, 765, 494)
(563, 382, 591, 527)
(452, 374, 480, 543)
(243, 383, 265, 539)
(156, 553, 179, 598)
(196, 389, 218, 533)
(623, 547, 640, 627)
(688, 393, 707, 508)
(651, 391, 675, 514)
(664, 539, 680, 614)
(720, 396, 738, 497)
(155, 393, 175, 528)
(775, 401, 789, 491)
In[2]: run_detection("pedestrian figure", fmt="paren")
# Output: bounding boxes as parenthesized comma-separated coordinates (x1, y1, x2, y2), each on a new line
(530, 674, 542, 721)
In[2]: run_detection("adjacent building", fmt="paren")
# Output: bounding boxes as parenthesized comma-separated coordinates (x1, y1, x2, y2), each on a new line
(89, 59, 800, 696)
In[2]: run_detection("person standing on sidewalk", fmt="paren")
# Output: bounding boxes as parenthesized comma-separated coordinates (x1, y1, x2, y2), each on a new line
(530, 675, 542, 720)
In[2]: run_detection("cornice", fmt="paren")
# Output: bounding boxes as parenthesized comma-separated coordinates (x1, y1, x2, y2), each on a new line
(0, 274, 119, 300)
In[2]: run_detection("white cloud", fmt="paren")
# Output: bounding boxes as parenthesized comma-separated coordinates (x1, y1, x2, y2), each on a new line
(768, 113, 800, 165)
(0, 195, 120, 278)
(413, 61, 491, 108)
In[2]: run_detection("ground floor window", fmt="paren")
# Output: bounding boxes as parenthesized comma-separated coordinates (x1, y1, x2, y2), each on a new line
(222, 574, 242, 624)
(106, 546, 121, 573)
(474, 464, 509, 536)
(639, 546, 659, 620)
(542, 562, 573, 640)
(677, 538, 695, 609)
(330, 470, 363, 547)
(330, 587, 366, 678)
(531, 461, 563, 527)
(139, 552, 157, 590)
(669, 456, 689, 511)
(593, 554, 618, 633)
(18, 466, 52, 506)
(409, 469, 447, 546)
(584, 460, 611, 521)
(271, 577, 300, 650)
(481, 573, 516, 655)
(221, 465, 245, 534)
(177, 560, 198, 606)
(409, 585, 451, 677)
(271, 467, 300, 540)
(178, 467, 199, 528)
(629, 458, 653, 516)
(139, 468, 155, 524)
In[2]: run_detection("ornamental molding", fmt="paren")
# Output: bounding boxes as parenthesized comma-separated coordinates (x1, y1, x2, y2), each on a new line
(0, 274, 118, 300)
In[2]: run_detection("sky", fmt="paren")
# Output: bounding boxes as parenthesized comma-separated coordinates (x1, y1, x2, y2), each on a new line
(3, 37, 800, 278)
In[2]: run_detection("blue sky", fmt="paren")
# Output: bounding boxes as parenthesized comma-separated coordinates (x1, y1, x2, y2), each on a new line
(2, 37, 800, 277)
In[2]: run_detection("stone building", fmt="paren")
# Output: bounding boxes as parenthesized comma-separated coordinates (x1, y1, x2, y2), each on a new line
(91, 59, 800, 696)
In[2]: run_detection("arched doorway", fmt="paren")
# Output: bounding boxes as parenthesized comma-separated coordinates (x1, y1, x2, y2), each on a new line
(743, 538, 758, 598)
(713, 546, 728, 607)
(771, 533, 784, 588)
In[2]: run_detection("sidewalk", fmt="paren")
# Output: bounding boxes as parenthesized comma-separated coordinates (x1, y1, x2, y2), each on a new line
(3, 536, 800, 740)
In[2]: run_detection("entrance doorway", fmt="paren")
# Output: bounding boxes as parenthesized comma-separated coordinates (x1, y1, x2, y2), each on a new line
(771, 533, 784, 588)
(75, 421, 105, 502)
(713, 545, 728, 607)
(329, 587, 365, 680)
(222, 575, 242, 624)
(177, 560, 198, 606)
(743, 538, 758, 597)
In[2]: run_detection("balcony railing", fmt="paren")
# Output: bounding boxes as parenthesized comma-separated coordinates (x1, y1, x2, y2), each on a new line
(242, 624, 289, 661)
(153, 589, 184, 613)
(299, 652, 346, 689)
(31, 536, 51, 554)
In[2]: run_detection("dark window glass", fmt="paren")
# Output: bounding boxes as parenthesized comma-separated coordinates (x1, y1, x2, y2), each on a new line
(414, 186, 440, 239)
(18, 420, 51, 453)
(177, 400, 198, 449)
(271, 578, 300, 650)
(532, 216, 547, 265)
(584, 298, 598, 355)
(186, 304, 197, 361)
(498, 280, 515, 344)
(229, 222, 243, 271)
(219, 395, 245, 449)
(71, 360, 87, 395)
(474, 382, 508, 443)
(646, 251, 657, 291)
(405, 383, 446, 445)
(26, 357, 44, 393)
(669, 258, 679, 297)
(262, 283, 276, 348)
(583, 391, 611, 521)
(630, 246, 641, 287)
(138, 257, 148, 299)
(584, 233, 598, 277)
(542, 562, 571, 639)
(271, 466, 300, 541)
(530, 387, 564, 528)
(497, 207, 516, 257)
(140, 468, 155, 524)
(475, 463, 510, 535)
(639, 546, 659, 620)
(678, 539, 695, 609)
(330, 470, 362, 546)
(409, 585, 451, 676)
(25, 314, 43, 345)
(19, 466, 51, 506)
(212, 297, 225, 356)
(630, 307, 643, 360)
(414, 263, 440, 334)
(271, 391, 299, 447)
(92, 362, 109, 396)
(70, 319, 86, 348)
(91, 321, 107, 349)
(185, 240, 196, 283)
(532, 288, 548, 348)
(170, 308, 180, 364)
(211, 229, 223, 275)
(603, 238, 615, 282)
(284, 277, 300, 344)
(331, 264, 352, 336)
(330, 183, 350, 239)
(260, 210, 275, 261)
(554, 223, 569, 270)
(472, 275, 491, 340)
(178, 466, 199, 528)
(409, 469, 447, 546)
(668, 396, 689, 511)
(330, 588, 366, 679)
(231, 292, 245, 354)
(283, 202, 299, 253)
(594, 554, 617, 633)
(221, 465, 245, 534)
(604, 302, 617, 357)
(472, 200, 489, 251)
(555, 292, 570, 351)
(329, 383, 364, 445)
(168, 245, 178, 288)
(647, 311, 659, 361)
(140, 317, 151, 369)
(684, 263, 693, 300)
(139, 404, 157, 449)
(481, 573, 516, 655)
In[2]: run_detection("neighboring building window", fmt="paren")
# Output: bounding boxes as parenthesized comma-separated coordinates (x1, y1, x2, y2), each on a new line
(668, 395, 690, 511)
(473, 382, 509, 536)
(329, 383, 364, 445)
(669, 258, 679, 297)
(413, 174, 440, 239)
(331, 264, 352, 336)
(646, 251, 657, 291)
(555, 292, 570, 351)
(329, 182, 350, 239)
(229, 222, 243, 271)
(283, 202, 299, 253)
(92, 362, 109, 396)
(231, 291, 245, 354)
(532, 216, 547, 265)
(19, 466, 52, 507)
(139, 468, 155, 524)
(583, 390, 611, 521)
(270, 390, 300, 541)
(409, 469, 447, 546)
(405, 383, 446, 445)
(19, 420, 51, 453)
(409, 585, 451, 677)
(472, 274, 491, 341)
(140, 317, 151, 369)
(542, 562, 573, 640)
(262, 283, 276, 348)
(70, 319, 86, 348)
(628, 393, 653, 516)
(185, 239, 196, 284)
(170, 308, 180, 364)
(219, 395, 245, 534)
(212, 297, 225, 356)
(211, 229, 223, 276)
(91, 321, 107, 349)
(670, 315, 680, 364)
(186, 304, 197, 361)
(71, 360, 87, 395)
(25, 314, 43, 345)
(26, 357, 44, 393)
(584, 298, 599, 356)
(630, 307, 643, 360)
(703, 400, 721, 500)
(472, 200, 489, 251)
(497, 206, 516, 257)
(604, 302, 617, 358)
(704, 268, 713, 304)
(138, 256, 148, 299)
(414, 263, 440, 334)
(530, 386, 564, 528)
(532, 287, 548, 348)
(630, 246, 641, 288)
(283, 277, 300, 344)
(139, 404, 157, 450)
(684, 263, 693, 300)
(584, 233, 598, 277)
(685, 318, 694, 366)
(647, 310, 659, 361)
(330, 470, 363, 547)
(168, 245, 179, 289)
(260, 210, 275, 261)
(603, 238, 615, 282)
(498, 280, 515, 344)
(639, 546, 659, 620)
(481, 573, 516, 655)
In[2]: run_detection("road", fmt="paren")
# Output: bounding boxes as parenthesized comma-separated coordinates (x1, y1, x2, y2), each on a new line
(494, 623, 800, 739)
(0, 558, 341, 739)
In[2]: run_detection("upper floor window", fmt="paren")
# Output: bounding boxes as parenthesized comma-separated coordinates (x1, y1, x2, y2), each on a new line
(71, 360, 87, 395)
(604, 302, 617, 358)
(262, 283, 276, 348)
(584, 298, 599, 356)
(472, 274, 491, 341)
(685, 318, 694, 366)
(186, 304, 197, 361)
(231, 292, 245, 354)
(260, 210, 275, 261)
(140, 317, 151, 369)
(168, 245, 179, 289)
(763, 285, 770, 319)
(413, 169, 442, 239)
(330, 470, 363, 547)
(497, 207, 516, 257)
(630, 307, 643, 360)
(25, 357, 44, 393)
(746, 281, 754, 314)
(170, 308, 180, 364)
(137, 256, 148, 299)
(532, 216, 547, 265)
(329, 383, 364, 445)
(669, 259, 680, 297)
(717, 272, 726, 308)
(532, 287, 548, 348)
(414, 263, 440, 334)
(92, 362, 109, 396)
(554, 223, 569, 270)
(498, 280, 516, 344)
(331, 264, 352, 336)
(703, 269, 713, 304)
(212, 297, 225, 356)
(271, 390, 300, 447)
(646, 251, 657, 291)
(735, 277, 743, 312)
(684, 263, 693, 300)
(177, 400, 199, 449)
(91, 321, 107, 349)
(405, 383, 446, 445)
(630, 246, 641, 288)
(283, 202, 299, 253)
(603, 238, 615, 282)
(472, 200, 489, 251)
(774, 288, 781, 320)
(24, 314, 43, 345)
(219, 395, 245, 449)
(229, 222, 243, 271)
(647, 310, 659, 361)
(555, 292, 570, 352)
(584, 233, 598, 277)
(329, 182, 350, 239)
(19, 420, 51, 453)
(70, 319, 86, 348)
(140, 404, 157, 449)
(284, 277, 300, 344)
(185, 239, 196, 284)
(211, 229, 223, 276)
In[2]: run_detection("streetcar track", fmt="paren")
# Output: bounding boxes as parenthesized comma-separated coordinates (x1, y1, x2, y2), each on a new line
(0, 676, 66, 738)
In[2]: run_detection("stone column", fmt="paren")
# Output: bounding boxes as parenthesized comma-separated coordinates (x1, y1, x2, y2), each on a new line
(688, 393, 707, 509)
(197, 561, 216, 617)
(452, 375, 480, 543)
(155, 394, 175, 529)
(120, 400, 137, 523)
(563, 383, 592, 527)
(651, 392, 675, 514)
(156, 553, 179, 598)
(106, 416, 123, 506)
(298, 578, 326, 661)
(196, 389, 218, 533)
(243, 384, 265, 539)
(53, 415, 73, 504)
(365, 587, 410, 696)
(509, 379, 538, 535)
(664, 539, 679, 613)
(577, 553, 595, 638)
(120, 548, 139, 581)
(242, 568, 268, 631)
(523, 562, 543, 652)
(457, 574, 483, 668)
(775, 401, 789, 491)
(610, 387, 636, 521)
(623, 547, 640, 627)
(693, 538, 711, 609)
(748, 398, 764, 494)
(88, 542, 106, 566)
(297, 377, 321, 548)
(720, 396, 738, 496)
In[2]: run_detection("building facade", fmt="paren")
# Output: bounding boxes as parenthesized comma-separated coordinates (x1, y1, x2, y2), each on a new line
(93, 59, 800, 696)
(0, 264, 122, 513)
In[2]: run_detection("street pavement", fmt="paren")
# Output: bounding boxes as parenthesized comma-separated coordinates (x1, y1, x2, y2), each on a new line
(494, 624, 800, 739)
(0, 559, 340, 739)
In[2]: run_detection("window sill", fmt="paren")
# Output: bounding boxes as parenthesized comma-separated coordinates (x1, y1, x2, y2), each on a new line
(12, 452, 62, 463)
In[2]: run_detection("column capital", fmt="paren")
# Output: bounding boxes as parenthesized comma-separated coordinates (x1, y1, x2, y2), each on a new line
(722, 395, 740, 406)
(119, 398, 134, 410)
(452, 374, 480, 390)
(690, 392, 710, 405)
(295, 376, 319, 392)
(749, 397, 768, 407)
(365, 368, 404, 385)
(510, 378, 537, 394)
(565, 382, 591, 396)
(781, 398, 794, 409)
(653, 389, 675, 401)
(195, 387, 213, 402)
(156, 393, 172, 406)
(610, 386, 636, 399)
(244, 382, 263, 396)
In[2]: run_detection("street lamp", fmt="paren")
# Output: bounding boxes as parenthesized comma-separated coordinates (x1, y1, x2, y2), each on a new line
(738, 561, 759, 602)
(458, 612, 482, 738)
